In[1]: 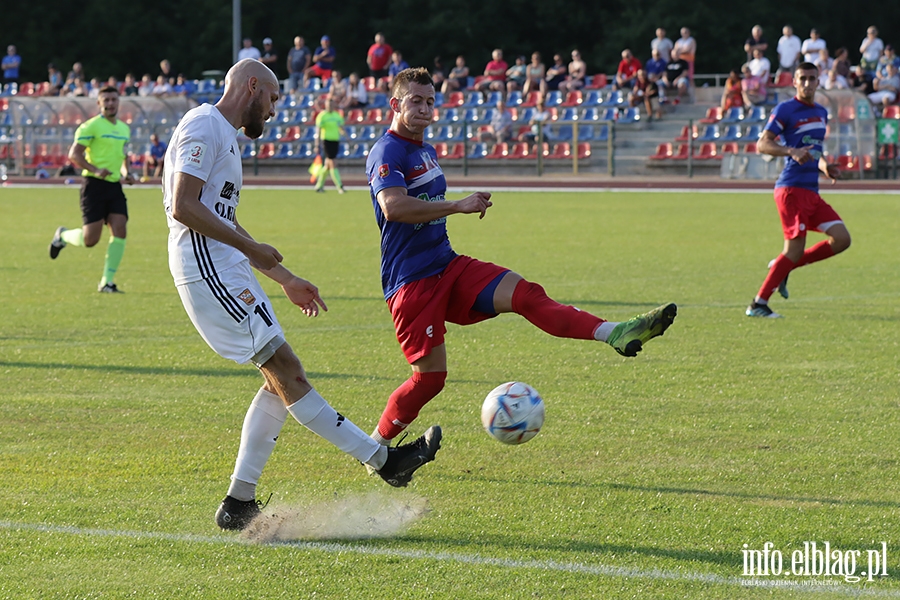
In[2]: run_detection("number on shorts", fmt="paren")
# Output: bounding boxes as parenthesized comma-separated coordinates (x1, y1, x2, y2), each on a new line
(254, 302, 273, 327)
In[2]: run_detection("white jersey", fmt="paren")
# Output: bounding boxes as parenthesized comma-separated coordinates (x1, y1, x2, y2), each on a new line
(163, 103, 247, 285)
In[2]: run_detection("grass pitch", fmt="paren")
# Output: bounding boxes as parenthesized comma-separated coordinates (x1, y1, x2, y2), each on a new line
(1, 184, 898, 599)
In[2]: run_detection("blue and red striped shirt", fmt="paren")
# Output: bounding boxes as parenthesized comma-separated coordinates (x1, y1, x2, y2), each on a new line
(764, 97, 828, 191)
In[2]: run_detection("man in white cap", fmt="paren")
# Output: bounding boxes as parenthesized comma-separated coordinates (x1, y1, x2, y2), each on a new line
(260, 37, 279, 78)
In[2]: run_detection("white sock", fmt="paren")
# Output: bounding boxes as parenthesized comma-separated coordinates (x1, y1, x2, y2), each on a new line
(228, 388, 288, 501)
(286, 389, 380, 465)
(594, 321, 619, 342)
(370, 428, 391, 446)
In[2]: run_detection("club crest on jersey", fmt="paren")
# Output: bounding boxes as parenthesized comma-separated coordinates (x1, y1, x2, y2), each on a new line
(378, 163, 390, 179)
(237, 288, 256, 305)
(184, 142, 207, 168)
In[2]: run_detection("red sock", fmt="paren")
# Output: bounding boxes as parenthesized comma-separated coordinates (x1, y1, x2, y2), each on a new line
(796, 240, 835, 268)
(511, 280, 605, 340)
(377, 371, 446, 440)
(756, 254, 796, 301)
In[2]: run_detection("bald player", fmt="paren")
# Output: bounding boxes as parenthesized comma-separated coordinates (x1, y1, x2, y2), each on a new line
(162, 59, 441, 531)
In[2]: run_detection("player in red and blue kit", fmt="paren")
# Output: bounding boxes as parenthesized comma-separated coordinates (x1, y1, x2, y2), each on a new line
(747, 62, 851, 318)
(365, 67, 677, 446)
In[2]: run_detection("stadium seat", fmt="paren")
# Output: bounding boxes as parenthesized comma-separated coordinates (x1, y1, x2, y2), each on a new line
(670, 143, 690, 160)
(461, 92, 484, 108)
(363, 76, 377, 91)
(433, 92, 444, 107)
(485, 142, 509, 159)
(576, 142, 591, 159)
(544, 90, 563, 107)
(649, 142, 673, 160)
(467, 142, 488, 159)
(282, 125, 302, 141)
(486, 91, 504, 105)
(699, 106, 722, 124)
(446, 142, 466, 160)
(363, 108, 385, 124)
(559, 107, 579, 122)
(838, 105, 856, 122)
(698, 124, 720, 141)
(547, 142, 571, 159)
(430, 125, 455, 142)
(546, 107, 559, 121)
(369, 93, 389, 108)
(295, 143, 315, 158)
(746, 106, 767, 122)
(442, 91, 464, 108)
(883, 105, 900, 119)
(433, 142, 450, 159)
(879, 143, 896, 160)
(519, 91, 541, 108)
(581, 107, 601, 121)
(345, 109, 365, 124)
(17, 82, 35, 96)
(274, 143, 293, 159)
(439, 108, 459, 123)
(481, 108, 497, 124)
(518, 107, 535, 123)
(772, 72, 793, 87)
(618, 108, 640, 123)
(581, 90, 603, 107)
(534, 141, 551, 157)
(560, 90, 583, 107)
(720, 107, 744, 123)
(347, 143, 368, 159)
(587, 73, 608, 89)
(693, 142, 718, 160)
(241, 144, 253, 159)
(743, 141, 758, 154)
(720, 125, 743, 141)
(507, 142, 531, 159)
(355, 125, 379, 141)
(600, 108, 617, 121)
(675, 124, 698, 141)
(506, 91, 523, 106)
(595, 124, 610, 141)
(256, 143, 276, 159)
(721, 142, 739, 154)
(576, 124, 594, 141)
(547, 124, 573, 142)
(300, 127, 317, 141)
(744, 124, 762, 140)
(599, 90, 625, 107)
(470, 75, 487, 90)
(461, 108, 480, 123)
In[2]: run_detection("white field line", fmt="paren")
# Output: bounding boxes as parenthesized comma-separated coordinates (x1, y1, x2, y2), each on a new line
(2, 520, 898, 596)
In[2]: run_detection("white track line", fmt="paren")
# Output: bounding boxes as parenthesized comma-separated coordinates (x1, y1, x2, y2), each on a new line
(2, 520, 897, 596)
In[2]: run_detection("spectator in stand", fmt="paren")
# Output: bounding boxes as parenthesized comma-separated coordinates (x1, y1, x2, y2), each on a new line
(172, 74, 193, 96)
(143, 133, 166, 180)
(441, 55, 469, 94)
(859, 26, 883, 77)
(645, 48, 668, 84)
(152, 74, 173, 97)
(340, 72, 368, 110)
(545, 54, 567, 92)
(66, 62, 86, 87)
(869, 63, 900, 107)
(801, 29, 826, 64)
(2, 45, 21, 86)
(68, 78, 88, 98)
(776, 25, 802, 75)
(813, 48, 833, 75)
(287, 36, 311, 92)
(628, 69, 660, 120)
(88, 78, 101, 98)
(387, 51, 409, 90)
(45, 63, 63, 96)
(138, 74, 154, 97)
(159, 59, 175, 84)
(673, 27, 696, 82)
(721, 69, 743, 111)
(820, 67, 848, 90)
(852, 65, 875, 94)
(478, 99, 514, 144)
(237, 38, 261, 61)
(305, 36, 335, 84)
(741, 64, 766, 107)
(833, 47, 852, 79)
(522, 52, 546, 98)
(505, 55, 527, 94)
(660, 50, 690, 100)
(475, 49, 508, 95)
(559, 49, 587, 94)
(260, 38, 279, 78)
(614, 49, 642, 91)
(518, 96, 550, 144)
(651, 28, 674, 62)
(744, 25, 768, 63)
(432, 57, 447, 89)
(367, 33, 393, 81)
(328, 69, 348, 101)
(877, 45, 900, 79)
(122, 73, 139, 96)
(749, 47, 772, 83)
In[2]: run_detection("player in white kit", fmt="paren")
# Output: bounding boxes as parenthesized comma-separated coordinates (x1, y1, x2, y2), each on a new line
(162, 59, 441, 531)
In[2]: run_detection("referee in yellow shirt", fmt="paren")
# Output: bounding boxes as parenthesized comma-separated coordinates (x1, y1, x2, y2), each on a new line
(313, 97, 345, 193)
(49, 86, 134, 293)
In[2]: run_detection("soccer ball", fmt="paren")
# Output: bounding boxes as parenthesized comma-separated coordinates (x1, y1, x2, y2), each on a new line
(481, 382, 545, 445)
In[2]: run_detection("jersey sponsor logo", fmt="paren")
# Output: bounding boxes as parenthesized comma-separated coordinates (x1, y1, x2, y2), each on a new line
(184, 142, 208, 168)
(378, 163, 390, 178)
(220, 181, 236, 200)
(237, 288, 256, 305)
(214, 201, 237, 223)
(413, 192, 447, 230)
(426, 325, 433, 338)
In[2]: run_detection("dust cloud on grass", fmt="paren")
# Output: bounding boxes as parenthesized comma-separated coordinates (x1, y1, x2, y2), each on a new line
(241, 492, 430, 543)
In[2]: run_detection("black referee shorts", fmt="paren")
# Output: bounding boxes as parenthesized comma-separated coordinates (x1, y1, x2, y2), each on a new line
(80, 176, 128, 224)
(323, 140, 340, 160)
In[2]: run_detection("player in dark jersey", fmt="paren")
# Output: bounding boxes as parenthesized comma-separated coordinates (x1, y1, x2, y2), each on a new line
(364, 67, 677, 447)
(746, 62, 851, 318)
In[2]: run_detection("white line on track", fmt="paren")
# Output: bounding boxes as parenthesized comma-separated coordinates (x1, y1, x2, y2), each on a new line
(2, 520, 898, 596)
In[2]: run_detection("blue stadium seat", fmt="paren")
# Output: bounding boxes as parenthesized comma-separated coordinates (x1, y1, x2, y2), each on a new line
(433, 92, 445, 107)
(596, 124, 609, 141)
(369, 93, 388, 108)
(518, 107, 535, 123)
(507, 91, 523, 106)
(600, 108, 617, 121)
(461, 92, 484, 108)
(486, 91, 504, 106)
(838, 123, 854, 137)
(746, 106, 767, 122)
(295, 143, 315, 158)
(467, 142, 488, 159)
(600, 90, 625, 107)
(720, 107, 744, 123)
(559, 107, 579, 122)
(481, 108, 496, 124)
(274, 143, 293, 158)
(461, 108, 480, 123)
(582, 90, 603, 107)
(698, 124, 720, 141)
(346, 143, 368, 159)
(440, 108, 459, 123)
(241, 144, 253, 159)
(551, 124, 574, 141)
(577, 124, 594, 141)
(720, 125, 743, 141)
(581, 107, 601, 121)
(744, 124, 762, 140)
(297, 94, 316, 108)
(618, 107, 640, 123)
(544, 90, 563, 107)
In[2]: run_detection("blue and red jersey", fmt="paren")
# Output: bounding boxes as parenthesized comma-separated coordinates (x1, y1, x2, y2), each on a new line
(764, 97, 828, 191)
(366, 130, 457, 299)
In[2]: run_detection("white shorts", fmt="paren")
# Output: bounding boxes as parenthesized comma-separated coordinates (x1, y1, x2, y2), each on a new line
(176, 261, 284, 366)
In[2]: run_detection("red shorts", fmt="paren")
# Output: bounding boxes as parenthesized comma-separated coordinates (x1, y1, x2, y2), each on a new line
(774, 186, 842, 240)
(309, 64, 333, 81)
(387, 255, 509, 364)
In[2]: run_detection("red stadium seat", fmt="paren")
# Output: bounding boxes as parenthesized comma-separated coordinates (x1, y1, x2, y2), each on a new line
(693, 142, 718, 160)
(363, 76, 377, 91)
(587, 73, 608, 89)
(879, 144, 896, 160)
(700, 106, 722, 124)
(485, 142, 509, 159)
(883, 105, 900, 119)
(743, 141, 758, 154)
(433, 142, 449, 158)
(670, 143, 690, 160)
(442, 91, 464, 108)
(507, 142, 530, 159)
(772, 72, 793, 88)
(534, 142, 550, 157)
(256, 143, 275, 159)
(649, 142, 673, 160)
(675, 125, 698, 141)
(721, 142, 739, 154)
(560, 90, 583, 107)
(519, 91, 541, 108)
(547, 142, 571, 159)
(445, 142, 465, 159)
(282, 126, 302, 140)
(576, 142, 591, 159)
(363, 108, 384, 124)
